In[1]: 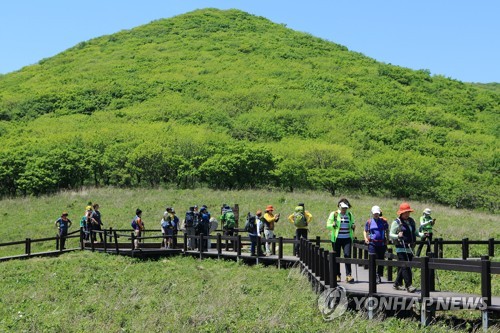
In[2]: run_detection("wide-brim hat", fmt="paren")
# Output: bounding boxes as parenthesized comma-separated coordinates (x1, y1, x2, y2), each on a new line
(397, 202, 414, 216)
(265, 205, 274, 211)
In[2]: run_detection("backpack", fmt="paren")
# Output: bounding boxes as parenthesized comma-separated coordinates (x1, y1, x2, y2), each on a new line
(224, 211, 236, 228)
(293, 206, 307, 228)
(185, 211, 195, 227)
(161, 218, 170, 229)
(244, 213, 257, 233)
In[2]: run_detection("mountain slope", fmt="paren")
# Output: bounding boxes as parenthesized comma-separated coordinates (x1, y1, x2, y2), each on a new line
(0, 9, 498, 211)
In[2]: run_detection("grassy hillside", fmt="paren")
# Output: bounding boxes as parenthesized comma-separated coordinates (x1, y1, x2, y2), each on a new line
(0, 9, 498, 211)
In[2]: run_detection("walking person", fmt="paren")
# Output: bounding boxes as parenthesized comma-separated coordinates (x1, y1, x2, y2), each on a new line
(91, 203, 104, 243)
(327, 198, 355, 283)
(55, 212, 72, 249)
(390, 202, 422, 293)
(263, 205, 280, 256)
(131, 208, 144, 250)
(288, 203, 312, 256)
(198, 205, 211, 251)
(363, 205, 389, 284)
(221, 205, 236, 251)
(184, 206, 197, 250)
(245, 211, 263, 256)
(416, 208, 435, 257)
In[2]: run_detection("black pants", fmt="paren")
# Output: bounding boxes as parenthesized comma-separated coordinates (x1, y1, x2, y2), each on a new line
(295, 228, 308, 256)
(94, 224, 104, 242)
(332, 238, 352, 277)
(416, 233, 433, 257)
(59, 228, 68, 249)
(395, 251, 413, 287)
(368, 243, 386, 277)
(225, 227, 235, 251)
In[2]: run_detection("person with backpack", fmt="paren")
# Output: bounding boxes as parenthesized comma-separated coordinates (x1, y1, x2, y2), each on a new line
(245, 211, 263, 256)
(161, 207, 174, 249)
(91, 203, 104, 243)
(363, 205, 389, 284)
(184, 206, 197, 250)
(55, 212, 72, 250)
(221, 205, 237, 251)
(198, 205, 211, 251)
(131, 208, 144, 250)
(326, 198, 355, 283)
(256, 210, 266, 255)
(288, 203, 312, 256)
(416, 208, 435, 257)
(263, 205, 280, 256)
(171, 208, 180, 248)
(80, 206, 97, 242)
(389, 202, 422, 293)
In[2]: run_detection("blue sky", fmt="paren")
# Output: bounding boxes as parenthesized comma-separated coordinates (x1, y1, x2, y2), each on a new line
(1, 0, 498, 83)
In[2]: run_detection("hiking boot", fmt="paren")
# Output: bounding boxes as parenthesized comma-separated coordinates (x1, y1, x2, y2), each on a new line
(337, 275, 341, 282)
(393, 284, 404, 291)
(406, 286, 417, 293)
(346, 275, 354, 283)
(376, 275, 382, 284)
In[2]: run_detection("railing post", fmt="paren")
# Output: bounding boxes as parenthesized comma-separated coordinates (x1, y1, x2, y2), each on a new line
(324, 250, 330, 287)
(368, 253, 377, 295)
(199, 233, 204, 259)
(387, 248, 393, 281)
(131, 232, 135, 250)
(488, 238, 495, 257)
(319, 248, 325, 282)
(363, 246, 369, 269)
(80, 227, 84, 250)
(433, 237, 439, 258)
(109, 227, 113, 243)
(329, 252, 337, 288)
(25, 238, 31, 255)
(353, 239, 358, 261)
(217, 233, 222, 257)
(272, 235, 276, 255)
(481, 255, 491, 331)
(462, 238, 469, 260)
(114, 231, 119, 254)
(429, 252, 436, 292)
(278, 237, 283, 259)
(237, 235, 242, 257)
(183, 232, 188, 253)
(315, 236, 321, 247)
(420, 256, 431, 327)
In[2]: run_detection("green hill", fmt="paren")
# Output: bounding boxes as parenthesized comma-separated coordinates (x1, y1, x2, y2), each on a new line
(0, 8, 498, 211)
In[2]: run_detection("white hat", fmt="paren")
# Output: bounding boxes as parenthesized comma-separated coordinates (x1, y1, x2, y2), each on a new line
(339, 202, 349, 208)
(371, 206, 381, 215)
(423, 208, 432, 215)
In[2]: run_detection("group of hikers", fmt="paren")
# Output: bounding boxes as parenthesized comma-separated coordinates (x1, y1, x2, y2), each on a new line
(54, 198, 435, 293)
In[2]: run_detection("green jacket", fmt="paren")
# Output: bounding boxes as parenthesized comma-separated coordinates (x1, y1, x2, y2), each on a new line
(326, 210, 354, 242)
(420, 215, 433, 233)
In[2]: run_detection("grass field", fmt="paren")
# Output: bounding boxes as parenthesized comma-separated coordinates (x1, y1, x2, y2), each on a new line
(0, 187, 499, 332)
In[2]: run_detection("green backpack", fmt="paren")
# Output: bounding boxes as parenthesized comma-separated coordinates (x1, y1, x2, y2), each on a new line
(293, 206, 307, 228)
(224, 211, 236, 228)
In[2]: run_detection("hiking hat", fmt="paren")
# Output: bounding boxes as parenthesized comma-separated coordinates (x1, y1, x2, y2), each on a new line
(423, 208, 432, 215)
(62, 212, 69, 216)
(339, 202, 349, 209)
(298, 203, 305, 207)
(371, 206, 381, 215)
(266, 205, 274, 211)
(85, 205, 92, 211)
(397, 203, 414, 216)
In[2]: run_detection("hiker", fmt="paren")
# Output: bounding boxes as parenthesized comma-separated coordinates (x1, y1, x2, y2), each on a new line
(55, 212, 72, 249)
(161, 207, 174, 249)
(184, 206, 197, 250)
(390, 202, 422, 293)
(198, 205, 211, 251)
(288, 203, 312, 256)
(245, 211, 263, 256)
(221, 205, 236, 251)
(256, 210, 266, 255)
(80, 206, 97, 242)
(327, 198, 355, 283)
(131, 208, 144, 250)
(416, 208, 435, 257)
(363, 205, 389, 284)
(91, 203, 104, 243)
(171, 208, 179, 248)
(263, 205, 280, 256)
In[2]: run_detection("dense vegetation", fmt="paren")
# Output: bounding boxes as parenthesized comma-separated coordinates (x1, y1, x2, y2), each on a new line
(0, 9, 498, 211)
